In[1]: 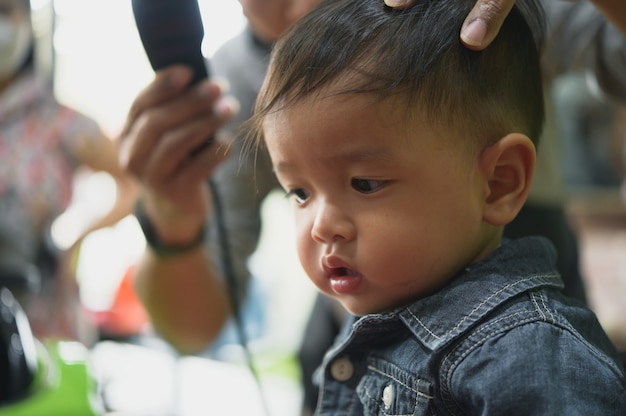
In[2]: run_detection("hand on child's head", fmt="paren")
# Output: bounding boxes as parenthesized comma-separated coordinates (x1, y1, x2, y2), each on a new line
(384, 0, 516, 50)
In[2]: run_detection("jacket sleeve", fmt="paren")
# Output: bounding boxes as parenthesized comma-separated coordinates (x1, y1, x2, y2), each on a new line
(445, 321, 626, 415)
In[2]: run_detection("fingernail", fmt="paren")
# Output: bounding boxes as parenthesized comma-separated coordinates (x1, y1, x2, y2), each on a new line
(215, 96, 240, 119)
(461, 19, 487, 47)
(166, 66, 193, 87)
(197, 81, 217, 97)
(384, 0, 406, 7)
(214, 77, 230, 94)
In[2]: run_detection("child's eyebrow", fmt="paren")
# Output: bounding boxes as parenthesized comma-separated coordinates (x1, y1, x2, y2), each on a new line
(272, 145, 396, 174)
(332, 146, 396, 164)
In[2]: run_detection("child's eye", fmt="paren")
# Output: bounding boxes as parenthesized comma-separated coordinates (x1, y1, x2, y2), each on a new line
(351, 178, 386, 194)
(286, 188, 310, 204)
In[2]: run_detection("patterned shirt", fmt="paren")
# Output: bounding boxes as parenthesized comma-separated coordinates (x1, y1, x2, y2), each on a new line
(0, 70, 103, 267)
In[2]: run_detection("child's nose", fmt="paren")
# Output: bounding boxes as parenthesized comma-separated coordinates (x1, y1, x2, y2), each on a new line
(310, 201, 356, 243)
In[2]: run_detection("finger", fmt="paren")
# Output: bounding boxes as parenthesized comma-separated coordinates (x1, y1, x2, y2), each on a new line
(119, 66, 194, 139)
(384, 0, 417, 9)
(119, 80, 225, 176)
(170, 130, 235, 192)
(141, 96, 238, 189)
(144, 132, 233, 206)
(460, 0, 516, 50)
(140, 130, 233, 234)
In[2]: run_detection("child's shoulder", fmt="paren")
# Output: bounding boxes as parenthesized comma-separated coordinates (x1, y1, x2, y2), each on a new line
(437, 288, 626, 414)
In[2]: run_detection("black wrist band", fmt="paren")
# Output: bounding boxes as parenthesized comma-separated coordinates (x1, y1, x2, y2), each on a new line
(134, 200, 206, 258)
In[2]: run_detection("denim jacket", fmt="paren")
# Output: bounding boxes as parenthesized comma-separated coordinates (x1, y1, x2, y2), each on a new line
(314, 237, 626, 415)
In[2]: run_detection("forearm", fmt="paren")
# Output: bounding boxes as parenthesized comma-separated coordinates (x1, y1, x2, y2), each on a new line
(77, 177, 139, 243)
(591, 0, 626, 37)
(115, 66, 241, 354)
(541, 0, 626, 100)
(133, 247, 231, 355)
(590, 0, 626, 101)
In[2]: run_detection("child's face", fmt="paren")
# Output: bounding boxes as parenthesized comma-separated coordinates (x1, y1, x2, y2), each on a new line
(263, 91, 500, 315)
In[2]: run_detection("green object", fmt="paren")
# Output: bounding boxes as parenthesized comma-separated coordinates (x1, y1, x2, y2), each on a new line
(0, 340, 102, 416)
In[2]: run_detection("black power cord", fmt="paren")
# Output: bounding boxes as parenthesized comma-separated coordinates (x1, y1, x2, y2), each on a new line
(131, 0, 271, 413)
(209, 179, 271, 416)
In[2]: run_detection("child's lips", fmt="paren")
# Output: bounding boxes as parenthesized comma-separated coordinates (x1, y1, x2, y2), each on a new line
(328, 272, 362, 295)
(322, 257, 362, 295)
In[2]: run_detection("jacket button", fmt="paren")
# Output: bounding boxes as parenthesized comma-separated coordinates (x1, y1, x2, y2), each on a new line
(330, 357, 354, 381)
(382, 384, 394, 409)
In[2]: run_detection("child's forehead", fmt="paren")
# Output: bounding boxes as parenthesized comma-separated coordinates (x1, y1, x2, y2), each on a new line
(264, 89, 408, 132)
(262, 89, 472, 157)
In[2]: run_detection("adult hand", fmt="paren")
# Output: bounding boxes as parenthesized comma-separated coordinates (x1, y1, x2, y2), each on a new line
(384, 0, 516, 50)
(118, 65, 238, 244)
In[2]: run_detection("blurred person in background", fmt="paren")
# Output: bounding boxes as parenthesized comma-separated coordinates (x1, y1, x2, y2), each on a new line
(118, 0, 626, 414)
(0, 0, 138, 343)
(499, 0, 626, 306)
(554, 73, 624, 192)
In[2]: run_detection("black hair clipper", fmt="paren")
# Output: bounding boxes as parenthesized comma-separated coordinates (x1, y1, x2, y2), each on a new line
(131, 0, 212, 152)
(131, 0, 209, 85)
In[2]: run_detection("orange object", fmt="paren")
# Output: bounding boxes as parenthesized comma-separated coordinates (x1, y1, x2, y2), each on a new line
(95, 265, 149, 338)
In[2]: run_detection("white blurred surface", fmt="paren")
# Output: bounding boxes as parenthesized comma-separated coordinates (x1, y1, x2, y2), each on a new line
(92, 341, 302, 416)
(53, 0, 246, 134)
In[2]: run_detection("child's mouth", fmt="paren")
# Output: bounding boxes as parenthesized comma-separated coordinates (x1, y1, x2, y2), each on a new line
(326, 267, 362, 294)
(328, 267, 357, 277)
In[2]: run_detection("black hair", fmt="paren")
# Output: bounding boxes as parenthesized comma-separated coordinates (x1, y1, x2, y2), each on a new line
(249, 0, 546, 150)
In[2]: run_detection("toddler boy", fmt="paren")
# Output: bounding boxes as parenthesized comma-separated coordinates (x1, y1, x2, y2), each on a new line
(249, 0, 626, 413)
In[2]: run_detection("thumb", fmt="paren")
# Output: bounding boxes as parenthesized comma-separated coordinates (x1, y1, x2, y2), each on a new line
(384, 0, 417, 9)
(460, 0, 516, 50)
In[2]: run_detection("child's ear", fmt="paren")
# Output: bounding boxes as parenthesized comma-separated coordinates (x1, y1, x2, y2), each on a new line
(479, 133, 536, 226)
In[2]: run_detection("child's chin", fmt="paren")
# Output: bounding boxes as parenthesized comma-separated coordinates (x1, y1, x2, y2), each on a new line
(342, 300, 388, 317)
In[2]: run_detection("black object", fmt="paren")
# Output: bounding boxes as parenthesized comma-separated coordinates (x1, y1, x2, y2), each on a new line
(134, 200, 206, 258)
(131, 0, 209, 84)
(132, 0, 212, 154)
(0, 287, 38, 404)
(0, 262, 40, 297)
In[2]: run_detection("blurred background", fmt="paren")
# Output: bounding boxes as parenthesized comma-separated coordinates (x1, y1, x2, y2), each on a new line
(4, 0, 626, 415)
(23, 0, 318, 414)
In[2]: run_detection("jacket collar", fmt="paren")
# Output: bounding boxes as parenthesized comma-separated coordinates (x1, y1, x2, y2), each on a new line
(340, 237, 564, 354)
(396, 236, 563, 351)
